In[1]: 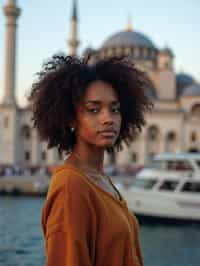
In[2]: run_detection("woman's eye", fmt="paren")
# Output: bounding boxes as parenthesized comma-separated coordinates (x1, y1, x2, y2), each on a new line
(112, 107, 121, 113)
(87, 108, 99, 113)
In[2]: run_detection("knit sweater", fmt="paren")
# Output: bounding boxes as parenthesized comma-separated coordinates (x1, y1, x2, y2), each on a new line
(42, 165, 143, 266)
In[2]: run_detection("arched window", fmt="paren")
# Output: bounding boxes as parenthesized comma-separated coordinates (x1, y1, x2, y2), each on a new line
(147, 126, 159, 141)
(190, 131, 197, 142)
(41, 151, 46, 161)
(146, 125, 161, 161)
(165, 131, 177, 152)
(131, 152, 137, 162)
(191, 103, 200, 120)
(166, 132, 176, 142)
(21, 125, 31, 140)
(4, 116, 9, 129)
(25, 151, 30, 161)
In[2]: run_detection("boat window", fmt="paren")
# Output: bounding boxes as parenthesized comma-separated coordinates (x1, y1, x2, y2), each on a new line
(196, 161, 200, 169)
(146, 161, 166, 170)
(146, 160, 193, 171)
(132, 177, 157, 189)
(166, 160, 193, 171)
(159, 180, 178, 191)
(181, 181, 200, 193)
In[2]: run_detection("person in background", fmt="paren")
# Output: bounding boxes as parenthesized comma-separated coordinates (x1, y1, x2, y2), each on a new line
(29, 54, 152, 266)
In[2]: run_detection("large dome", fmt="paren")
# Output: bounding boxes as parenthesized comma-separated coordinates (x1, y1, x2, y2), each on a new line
(102, 30, 156, 49)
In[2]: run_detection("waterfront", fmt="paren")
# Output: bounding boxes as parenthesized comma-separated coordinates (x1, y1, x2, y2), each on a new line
(0, 196, 200, 266)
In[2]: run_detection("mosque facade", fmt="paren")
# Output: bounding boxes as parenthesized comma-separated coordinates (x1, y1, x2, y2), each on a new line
(0, 0, 200, 167)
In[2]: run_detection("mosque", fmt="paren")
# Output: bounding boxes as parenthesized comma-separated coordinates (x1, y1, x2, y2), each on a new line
(0, 0, 200, 167)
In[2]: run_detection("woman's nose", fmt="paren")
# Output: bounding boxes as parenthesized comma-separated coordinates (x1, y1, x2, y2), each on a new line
(100, 110, 114, 125)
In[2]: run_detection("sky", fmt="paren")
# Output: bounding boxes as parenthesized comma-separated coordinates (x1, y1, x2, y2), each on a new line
(0, 0, 200, 106)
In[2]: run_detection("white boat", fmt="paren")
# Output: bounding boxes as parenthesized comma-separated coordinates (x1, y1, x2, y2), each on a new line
(118, 153, 200, 223)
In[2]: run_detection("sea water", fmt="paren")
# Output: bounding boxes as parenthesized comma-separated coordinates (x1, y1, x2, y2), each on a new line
(0, 197, 199, 266)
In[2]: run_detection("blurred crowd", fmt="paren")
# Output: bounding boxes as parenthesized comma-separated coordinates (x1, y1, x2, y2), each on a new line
(0, 163, 143, 178)
(0, 164, 54, 177)
(105, 163, 143, 177)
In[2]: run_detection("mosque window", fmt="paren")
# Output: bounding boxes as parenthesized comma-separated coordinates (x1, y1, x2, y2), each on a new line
(134, 47, 139, 58)
(131, 152, 137, 162)
(147, 126, 159, 141)
(21, 125, 31, 140)
(143, 48, 148, 58)
(191, 131, 197, 142)
(41, 151, 46, 161)
(166, 131, 176, 141)
(191, 103, 200, 120)
(4, 116, 9, 128)
(25, 151, 30, 161)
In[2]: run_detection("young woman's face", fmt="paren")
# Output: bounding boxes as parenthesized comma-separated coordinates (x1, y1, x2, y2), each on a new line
(75, 80, 122, 150)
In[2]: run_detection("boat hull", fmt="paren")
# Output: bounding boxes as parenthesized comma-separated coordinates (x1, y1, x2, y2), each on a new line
(120, 188, 200, 223)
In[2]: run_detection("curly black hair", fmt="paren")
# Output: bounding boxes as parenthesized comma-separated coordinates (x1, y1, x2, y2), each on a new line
(28, 54, 152, 155)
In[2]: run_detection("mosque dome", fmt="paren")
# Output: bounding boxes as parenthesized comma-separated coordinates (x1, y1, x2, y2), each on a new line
(102, 30, 156, 49)
(176, 73, 194, 87)
(181, 83, 200, 97)
(176, 73, 195, 97)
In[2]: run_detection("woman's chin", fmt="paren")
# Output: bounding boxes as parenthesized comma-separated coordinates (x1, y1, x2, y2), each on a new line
(99, 140, 115, 149)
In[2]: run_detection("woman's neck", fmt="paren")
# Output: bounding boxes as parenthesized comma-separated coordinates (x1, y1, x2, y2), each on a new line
(70, 145, 105, 173)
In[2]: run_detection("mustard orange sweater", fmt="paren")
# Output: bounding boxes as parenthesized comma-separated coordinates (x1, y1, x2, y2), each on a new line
(42, 165, 143, 266)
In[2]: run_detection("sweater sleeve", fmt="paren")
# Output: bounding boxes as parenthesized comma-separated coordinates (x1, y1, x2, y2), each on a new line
(129, 214, 144, 266)
(42, 171, 95, 266)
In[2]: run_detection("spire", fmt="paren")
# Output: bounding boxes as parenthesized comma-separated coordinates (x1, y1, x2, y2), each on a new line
(126, 14, 133, 32)
(7, 0, 16, 5)
(68, 0, 80, 56)
(2, 0, 21, 106)
(71, 0, 78, 21)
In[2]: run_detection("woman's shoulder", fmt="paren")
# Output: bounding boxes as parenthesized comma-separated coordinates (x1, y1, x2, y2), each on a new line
(47, 163, 90, 197)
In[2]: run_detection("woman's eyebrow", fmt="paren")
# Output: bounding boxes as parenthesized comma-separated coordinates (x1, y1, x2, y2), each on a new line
(84, 100, 101, 105)
(84, 100, 120, 105)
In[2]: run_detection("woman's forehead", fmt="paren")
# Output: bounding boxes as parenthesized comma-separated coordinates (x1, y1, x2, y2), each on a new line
(84, 80, 119, 101)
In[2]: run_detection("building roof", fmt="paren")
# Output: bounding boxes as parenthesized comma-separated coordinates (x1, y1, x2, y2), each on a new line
(102, 30, 156, 49)
(176, 73, 195, 97)
(176, 73, 194, 86)
(182, 83, 200, 97)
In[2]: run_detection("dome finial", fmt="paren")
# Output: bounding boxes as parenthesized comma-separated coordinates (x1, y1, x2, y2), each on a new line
(126, 14, 132, 32)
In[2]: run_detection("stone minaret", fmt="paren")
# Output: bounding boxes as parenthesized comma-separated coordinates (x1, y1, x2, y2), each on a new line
(68, 0, 79, 56)
(2, 0, 21, 106)
(126, 14, 133, 32)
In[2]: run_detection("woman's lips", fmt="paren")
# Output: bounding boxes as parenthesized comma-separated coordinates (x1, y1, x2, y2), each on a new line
(98, 130, 116, 137)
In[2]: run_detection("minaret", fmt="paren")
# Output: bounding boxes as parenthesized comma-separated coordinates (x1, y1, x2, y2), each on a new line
(126, 14, 133, 32)
(68, 0, 79, 56)
(2, 0, 21, 106)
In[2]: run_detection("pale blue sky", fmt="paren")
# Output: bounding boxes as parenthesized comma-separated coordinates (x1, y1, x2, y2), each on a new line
(0, 0, 200, 106)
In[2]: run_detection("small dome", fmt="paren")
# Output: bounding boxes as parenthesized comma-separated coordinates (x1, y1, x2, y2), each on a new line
(176, 73, 194, 86)
(102, 30, 156, 49)
(182, 83, 200, 97)
(176, 73, 195, 97)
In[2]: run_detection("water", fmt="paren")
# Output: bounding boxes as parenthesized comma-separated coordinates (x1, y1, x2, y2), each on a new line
(0, 197, 200, 266)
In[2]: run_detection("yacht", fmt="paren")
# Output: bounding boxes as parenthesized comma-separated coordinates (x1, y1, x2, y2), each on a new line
(118, 153, 200, 223)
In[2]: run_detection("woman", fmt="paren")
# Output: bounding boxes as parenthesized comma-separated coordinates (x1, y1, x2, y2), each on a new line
(29, 55, 152, 266)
